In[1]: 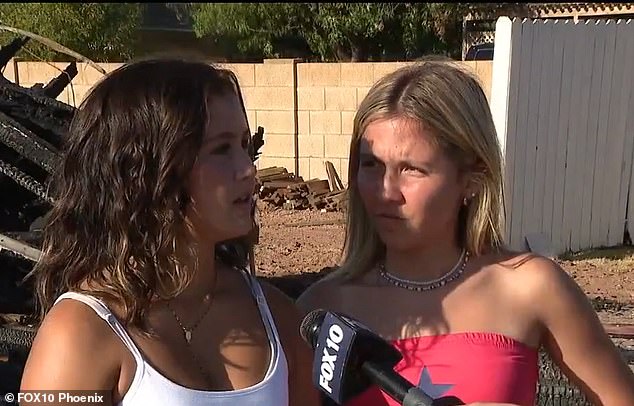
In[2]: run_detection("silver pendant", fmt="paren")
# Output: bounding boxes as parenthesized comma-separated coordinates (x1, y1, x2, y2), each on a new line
(185, 330, 192, 343)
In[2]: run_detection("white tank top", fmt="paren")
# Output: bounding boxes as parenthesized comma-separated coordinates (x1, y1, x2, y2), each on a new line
(53, 270, 289, 406)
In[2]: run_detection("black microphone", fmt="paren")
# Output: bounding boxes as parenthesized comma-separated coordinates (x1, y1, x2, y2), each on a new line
(300, 309, 438, 406)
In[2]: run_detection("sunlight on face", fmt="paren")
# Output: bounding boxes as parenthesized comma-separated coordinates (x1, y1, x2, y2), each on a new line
(185, 92, 256, 248)
(357, 116, 468, 252)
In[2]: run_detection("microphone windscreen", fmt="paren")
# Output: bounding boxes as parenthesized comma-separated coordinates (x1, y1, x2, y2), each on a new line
(300, 309, 328, 348)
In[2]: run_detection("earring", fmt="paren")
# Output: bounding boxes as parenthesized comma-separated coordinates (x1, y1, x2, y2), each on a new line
(463, 192, 476, 206)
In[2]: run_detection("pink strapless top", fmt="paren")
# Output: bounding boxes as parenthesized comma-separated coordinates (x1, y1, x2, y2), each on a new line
(346, 332, 538, 406)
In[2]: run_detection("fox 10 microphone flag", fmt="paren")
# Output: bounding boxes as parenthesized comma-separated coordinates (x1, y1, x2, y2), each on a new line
(312, 312, 357, 404)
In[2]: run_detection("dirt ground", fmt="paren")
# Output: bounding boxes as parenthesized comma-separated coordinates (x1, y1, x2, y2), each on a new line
(254, 206, 634, 325)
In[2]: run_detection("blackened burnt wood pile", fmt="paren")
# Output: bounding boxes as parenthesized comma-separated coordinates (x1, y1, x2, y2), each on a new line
(0, 35, 78, 400)
(0, 36, 77, 318)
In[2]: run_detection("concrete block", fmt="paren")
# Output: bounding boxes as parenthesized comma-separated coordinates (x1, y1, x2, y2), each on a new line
(258, 156, 296, 173)
(256, 110, 295, 134)
(310, 111, 341, 135)
(297, 87, 325, 111)
(309, 157, 329, 181)
(242, 86, 295, 110)
(340, 158, 350, 185)
(341, 111, 357, 136)
(455, 61, 492, 101)
(74, 63, 111, 86)
(297, 63, 340, 87)
(56, 88, 72, 107)
(325, 87, 357, 111)
(474, 61, 493, 101)
(255, 63, 294, 87)
(298, 134, 325, 158)
(356, 87, 372, 107)
(102, 63, 125, 73)
(340, 62, 375, 87)
(18, 61, 66, 85)
(260, 134, 295, 157)
(220, 63, 256, 87)
(373, 62, 411, 82)
(460, 61, 476, 74)
(246, 110, 257, 133)
(298, 157, 310, 179)
(298, 111, 310, 136)
(3, 59, 16, 83)
(325, 135, 352, 159)
(55, 87, 70, 105)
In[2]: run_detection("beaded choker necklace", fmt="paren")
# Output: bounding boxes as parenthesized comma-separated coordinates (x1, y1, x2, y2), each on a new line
(378, 249, 469, 292)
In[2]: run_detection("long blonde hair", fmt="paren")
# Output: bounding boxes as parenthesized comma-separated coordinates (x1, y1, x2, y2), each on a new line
(337, 58, 506, 281)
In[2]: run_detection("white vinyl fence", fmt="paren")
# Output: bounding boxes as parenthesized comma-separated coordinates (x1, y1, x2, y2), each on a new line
(491, 17, 634, 256)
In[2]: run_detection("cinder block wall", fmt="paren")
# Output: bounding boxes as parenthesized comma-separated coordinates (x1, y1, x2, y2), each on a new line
(6, 61, 124, 106)
(295, 62, 411, 183)
(7, 59, 492, 185)
(231, 60, 298, 176)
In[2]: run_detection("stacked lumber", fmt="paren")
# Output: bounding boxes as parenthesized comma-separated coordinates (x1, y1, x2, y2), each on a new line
(256, 165, 348, 212)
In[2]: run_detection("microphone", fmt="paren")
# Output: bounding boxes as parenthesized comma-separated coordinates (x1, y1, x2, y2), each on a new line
(300, 309, 438, 406)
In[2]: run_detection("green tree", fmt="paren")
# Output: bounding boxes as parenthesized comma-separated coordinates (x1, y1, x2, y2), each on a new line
(189, 3, 469, 62)
(0, 3, 142, 62)
(188, 3, 310, 61)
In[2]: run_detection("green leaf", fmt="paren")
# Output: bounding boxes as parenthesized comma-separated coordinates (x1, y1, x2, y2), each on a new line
(189, 3, 476, 61)
(0, 3, 142, 62)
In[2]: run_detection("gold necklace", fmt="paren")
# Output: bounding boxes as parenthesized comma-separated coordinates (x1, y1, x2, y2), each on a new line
(166, 271, 218, 344)
(167, 293, 214, 343)
(166, 275, 218, 387)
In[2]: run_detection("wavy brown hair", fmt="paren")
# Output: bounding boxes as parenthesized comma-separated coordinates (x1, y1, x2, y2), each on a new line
(32, 57, 252, 332)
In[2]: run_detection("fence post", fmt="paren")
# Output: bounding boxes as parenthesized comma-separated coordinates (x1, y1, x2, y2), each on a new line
(490, 16, 516, 245)
(490, 16, 513, 166)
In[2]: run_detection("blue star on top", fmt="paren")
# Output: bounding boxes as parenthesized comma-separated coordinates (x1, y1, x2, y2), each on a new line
(418, 366, 455, 399)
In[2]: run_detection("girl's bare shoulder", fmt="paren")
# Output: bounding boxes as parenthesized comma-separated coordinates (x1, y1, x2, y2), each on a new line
(21, 297, 122, 391)
(295, 266, 346, 315)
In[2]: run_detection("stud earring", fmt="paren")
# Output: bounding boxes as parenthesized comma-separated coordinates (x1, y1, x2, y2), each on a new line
(463, 192, 477, 206)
